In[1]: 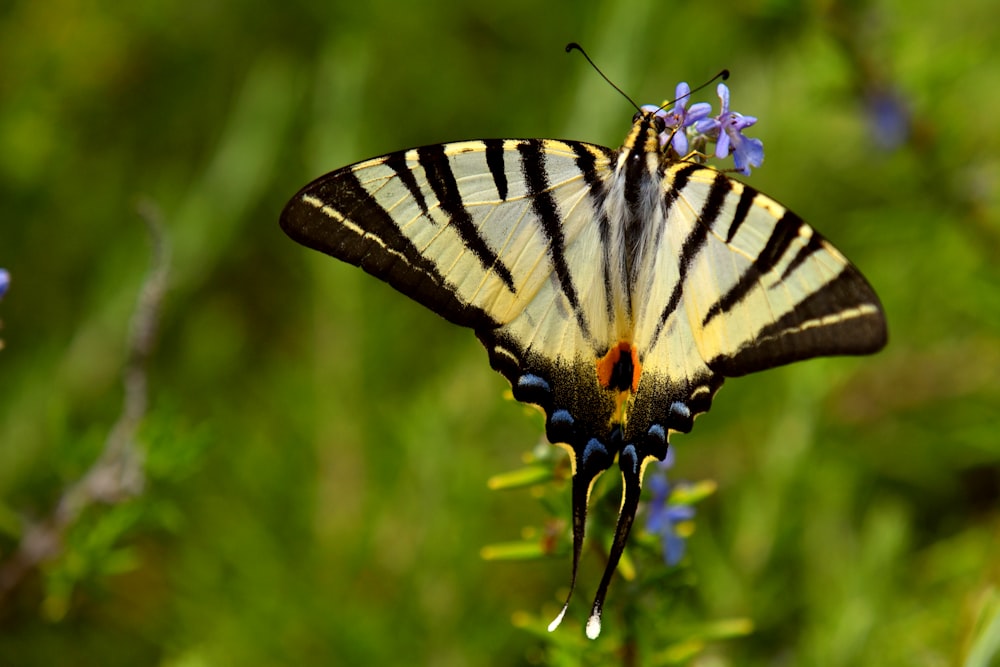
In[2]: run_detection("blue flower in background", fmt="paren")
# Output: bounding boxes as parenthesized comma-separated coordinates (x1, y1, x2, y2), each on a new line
(645, 448, 695, 566)
(696, 83, 765, 176)
(0, 268, 8, 351)
(866, 87, 910, 150)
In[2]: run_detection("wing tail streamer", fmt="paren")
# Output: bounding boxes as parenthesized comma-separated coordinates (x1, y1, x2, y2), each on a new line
(547, 435, 614, 633)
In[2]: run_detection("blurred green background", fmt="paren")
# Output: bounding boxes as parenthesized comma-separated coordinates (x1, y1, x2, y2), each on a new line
(1, 0, 998, 665)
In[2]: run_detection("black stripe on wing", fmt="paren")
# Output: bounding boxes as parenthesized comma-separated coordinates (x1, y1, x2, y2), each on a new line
(484, 139, 509, 201)
(779, 231, 826, 281)
(385, 151, 431, 217)
(642, 162, 700, 271)
(701, 209, 803, 327)
(518, 140, 594, 345)
(708, 267, 887, 376)
(569, 140, 617, 321)
(647, 167, 732, 348)
(417, 144, 517, 293)
(725, 184, 757, 243)
(280, 166, 500, 330)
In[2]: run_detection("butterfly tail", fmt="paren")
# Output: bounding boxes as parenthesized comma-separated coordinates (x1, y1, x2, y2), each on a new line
(548, 436, 614, 632)
(584, 441, 648, 639)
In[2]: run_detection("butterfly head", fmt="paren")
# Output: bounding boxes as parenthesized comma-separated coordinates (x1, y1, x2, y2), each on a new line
(625, 110, 671, 159)
(631, 108, 668, 135)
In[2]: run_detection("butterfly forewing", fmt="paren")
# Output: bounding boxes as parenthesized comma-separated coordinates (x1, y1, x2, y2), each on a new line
(693, 168, 882, 374)
(284, 140, 614, 338)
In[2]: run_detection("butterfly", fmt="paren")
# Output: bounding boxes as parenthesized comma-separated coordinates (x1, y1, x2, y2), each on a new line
(279, 85, 887, 638)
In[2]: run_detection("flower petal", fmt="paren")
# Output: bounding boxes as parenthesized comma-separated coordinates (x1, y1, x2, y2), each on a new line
(716, 83, 731, 114)
(647, 473, 669, 501)
(686, 102, 712, 124)
(671, 131, 689, 156)
(666, 505, 696, 522)
(715, 130, 730, 159)
(731, 135, 765, 175)
(674, 82, 692, 108)
(663, 532, 687, 566)
(694, 117, 719, 137)
(662, 446, 676, 470)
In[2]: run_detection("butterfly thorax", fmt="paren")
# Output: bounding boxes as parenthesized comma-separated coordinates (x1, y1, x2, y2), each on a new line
(601, 111, 673, 325)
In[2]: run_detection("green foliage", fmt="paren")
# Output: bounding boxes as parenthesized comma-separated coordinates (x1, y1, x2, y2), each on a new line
(1, 0, 999, 665)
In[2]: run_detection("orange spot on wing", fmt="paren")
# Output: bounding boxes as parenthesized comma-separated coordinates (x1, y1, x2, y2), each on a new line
(628, 344, 642, 393)
(596, 341, 643, 394)
(596, 342, 624, 388)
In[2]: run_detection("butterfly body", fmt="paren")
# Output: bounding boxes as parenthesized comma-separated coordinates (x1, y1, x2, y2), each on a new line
(281, 110, 886, 637)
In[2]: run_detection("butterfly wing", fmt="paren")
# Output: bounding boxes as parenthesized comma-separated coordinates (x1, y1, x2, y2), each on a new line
(281, 138, 632, 439)
(628, 161, 887, 443)
(562, 159, 889, 638)
(282, 138, 636, 627)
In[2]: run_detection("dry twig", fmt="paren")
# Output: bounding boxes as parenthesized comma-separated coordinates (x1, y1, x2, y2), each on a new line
(0, 200, 169, 603)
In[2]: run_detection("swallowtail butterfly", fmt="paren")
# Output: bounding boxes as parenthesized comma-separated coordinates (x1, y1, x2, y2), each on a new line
(280, 66, 887, 638)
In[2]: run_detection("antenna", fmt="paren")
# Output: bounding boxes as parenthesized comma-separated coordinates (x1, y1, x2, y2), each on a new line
(565, 42, 640, 112)
(656, 69, 730, 113)
(566, 43, 731, 116)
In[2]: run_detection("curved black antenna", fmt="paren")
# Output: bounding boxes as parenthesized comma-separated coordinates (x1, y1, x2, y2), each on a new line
(655, 68, 731, 114)
(565, 42, 641, 112)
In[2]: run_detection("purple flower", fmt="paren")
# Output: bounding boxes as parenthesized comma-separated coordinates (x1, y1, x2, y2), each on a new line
(0, 269, 8, 301)
(695, 83, 765, 176)
(642, 83, 713, 156)
(645, 448, 695, 566)
(866, 87, 910, 150)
